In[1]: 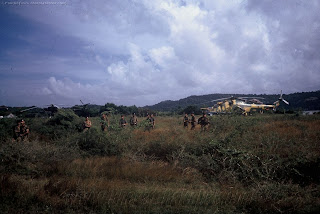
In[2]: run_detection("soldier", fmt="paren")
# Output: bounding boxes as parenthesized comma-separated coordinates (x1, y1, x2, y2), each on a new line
(119, 115, 127, 128)
(130, 112, 138, 127)
(100, 113, 109, 131)
(198, 113, 210, 131)
(13, 119, 29, 142)
(190, 112, 196, 130)
(183, 113, 189, 128)
(20, 120, 29, 141)
(145, 114, 155, 132)
(83, 117, 92, 132)
(13, 120, 21, 142)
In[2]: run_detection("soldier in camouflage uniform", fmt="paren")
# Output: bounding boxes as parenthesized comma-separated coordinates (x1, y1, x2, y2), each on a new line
(145, 114, 155, 132)
(100, 114, 109, 131)
(183, 113, 189, 128)
(198, 113, 210, 132)
(119, 115, 127, 128)
(130, 113, 138, 127)
(83, 117, 92, 132)
(190, 112, 196, 130)
(13, 120, 21, 142)
(20, 120, 29, 141)
(13, 119, 29, 142)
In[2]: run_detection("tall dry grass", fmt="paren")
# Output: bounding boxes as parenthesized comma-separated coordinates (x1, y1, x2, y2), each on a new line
(1, 114, 320, 213)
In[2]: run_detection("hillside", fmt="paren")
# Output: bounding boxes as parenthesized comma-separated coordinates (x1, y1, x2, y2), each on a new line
(145, 91, 320, 112)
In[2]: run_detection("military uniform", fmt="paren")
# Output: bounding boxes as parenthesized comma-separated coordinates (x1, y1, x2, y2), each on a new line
(83, 117, 92, 132)
(14, 120, 29, 142)
(100, 114, 109, 131)
(183, 114, 189, 128)
(119, 116, 127, 128)
(20, 124, 29, 141)
(198, 114, 210, 131)
(130, 114, 138, 127)
(145, 115, 155, 132)
(14, 123, 21, 141)
(190, 114, 196, 130)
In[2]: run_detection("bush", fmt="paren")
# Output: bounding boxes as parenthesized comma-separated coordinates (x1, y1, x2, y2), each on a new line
(173, 140, 252, 183)
(143, 140, 182, 161)
(0, 140, 81, 177)
(36, 109, 82, 139)
(0, 118, 16, 142)
(76, 128, 121, 156)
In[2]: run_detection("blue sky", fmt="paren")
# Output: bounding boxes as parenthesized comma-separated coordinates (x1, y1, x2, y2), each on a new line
(1, 0, 320, 107)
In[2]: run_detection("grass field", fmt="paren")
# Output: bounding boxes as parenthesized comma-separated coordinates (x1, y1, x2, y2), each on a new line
(1, 112, 320, 213)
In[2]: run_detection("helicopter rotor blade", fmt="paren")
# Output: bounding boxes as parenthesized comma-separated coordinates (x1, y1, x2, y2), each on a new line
(20, 106, 37, 112)
(45, 104, 62, 109)
(278, 90, 289, 105)
(202, 97, 235, 104)
(197, 96, 266, 106)
(238, 97, 265, 99)
(282, 99, 289, 105)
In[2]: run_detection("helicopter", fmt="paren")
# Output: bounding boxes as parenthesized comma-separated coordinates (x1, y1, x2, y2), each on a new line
(43, 104, 61, 117)
(17, 104, 62, 117)
(201, 91, 289, 116)
(72, 100, 91, 117)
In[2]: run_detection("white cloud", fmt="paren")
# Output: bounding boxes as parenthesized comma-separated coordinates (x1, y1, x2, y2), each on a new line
(1, 0, 320, 106)
(41, 87, 53, 95)
(149, 46, 175, 67)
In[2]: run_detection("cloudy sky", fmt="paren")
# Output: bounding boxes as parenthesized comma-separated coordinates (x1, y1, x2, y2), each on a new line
(0, 0, 319, 107)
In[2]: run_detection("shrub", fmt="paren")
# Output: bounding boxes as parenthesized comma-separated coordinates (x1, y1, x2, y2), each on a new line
(143, 140, 182, 161)
(0, 118, 16, 142)
(0, 140, 80, 176)
(76, 128, 121, 157)
(36, 109, 82, 139)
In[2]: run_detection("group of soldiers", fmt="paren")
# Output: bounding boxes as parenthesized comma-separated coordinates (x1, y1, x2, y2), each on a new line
(13, 119, 29, 142)
(83, 112, 209, 132)
(82, 113, 156, 132)
(183, 112, 210, 131)
(12, 112, 209, 142)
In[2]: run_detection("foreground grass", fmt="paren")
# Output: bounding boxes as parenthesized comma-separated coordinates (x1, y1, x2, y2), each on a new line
(1, 114, 320, 213)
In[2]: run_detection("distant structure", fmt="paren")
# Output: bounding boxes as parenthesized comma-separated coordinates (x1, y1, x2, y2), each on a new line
(6, 113, 16, 118)
(302, 110, 320, 115)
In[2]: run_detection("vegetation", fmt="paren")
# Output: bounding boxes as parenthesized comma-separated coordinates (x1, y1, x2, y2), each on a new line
(0, 110, 320, 213)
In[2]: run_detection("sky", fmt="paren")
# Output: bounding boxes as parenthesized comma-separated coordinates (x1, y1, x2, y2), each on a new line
(0, 0, 320, 107)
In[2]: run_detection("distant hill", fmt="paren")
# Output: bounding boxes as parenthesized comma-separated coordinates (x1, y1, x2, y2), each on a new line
(145, 91, 320, 112)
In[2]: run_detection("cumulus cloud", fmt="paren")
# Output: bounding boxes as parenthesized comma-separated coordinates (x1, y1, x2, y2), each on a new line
(1, 0, 320, 106)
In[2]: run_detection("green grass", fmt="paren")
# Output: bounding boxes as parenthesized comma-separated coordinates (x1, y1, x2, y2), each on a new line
(1, 113, 320, 213)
